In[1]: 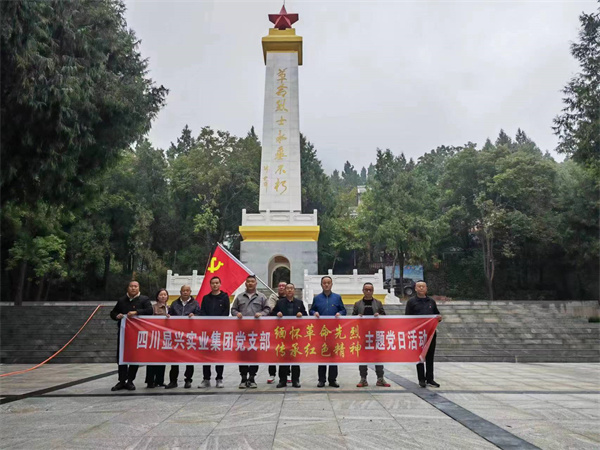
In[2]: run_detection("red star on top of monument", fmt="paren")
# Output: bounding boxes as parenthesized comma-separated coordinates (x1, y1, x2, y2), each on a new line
(268, 5, 299, 30)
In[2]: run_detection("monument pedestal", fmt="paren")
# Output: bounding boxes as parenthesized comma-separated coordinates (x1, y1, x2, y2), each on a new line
(239, 209, 318, 287)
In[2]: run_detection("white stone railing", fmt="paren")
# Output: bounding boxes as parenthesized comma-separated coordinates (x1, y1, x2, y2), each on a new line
(241, 209, 318, 226)
(165, 270, 246, 298)
(165, 270, 203, 295)
(167, 266, 386, 303)
(302, 269, 386, 303)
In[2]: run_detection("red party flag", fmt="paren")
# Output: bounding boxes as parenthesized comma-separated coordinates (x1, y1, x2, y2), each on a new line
(196, 243, 252, 304)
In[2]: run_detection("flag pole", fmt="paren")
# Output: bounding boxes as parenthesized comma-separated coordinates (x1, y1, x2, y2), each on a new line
(254, 275, 276, 296)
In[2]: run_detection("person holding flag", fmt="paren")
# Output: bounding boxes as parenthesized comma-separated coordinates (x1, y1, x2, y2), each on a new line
(196, 243, 254, 305)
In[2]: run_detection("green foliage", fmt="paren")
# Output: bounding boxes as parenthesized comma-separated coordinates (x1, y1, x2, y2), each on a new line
(554, 8, 600, 174)
(0, 0, 167, 208)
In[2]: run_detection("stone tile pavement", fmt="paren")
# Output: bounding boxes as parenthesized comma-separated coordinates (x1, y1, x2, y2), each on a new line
(0, 363, 598, 449)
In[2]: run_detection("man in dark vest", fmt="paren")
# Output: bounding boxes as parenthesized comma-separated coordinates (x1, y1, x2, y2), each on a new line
(352, 283, 391, 388)
(273, 283, 307, 388)
(110, 281, 153, 391)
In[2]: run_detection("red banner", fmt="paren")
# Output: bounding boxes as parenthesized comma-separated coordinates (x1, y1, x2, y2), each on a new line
(120, 316, 439, 365)
(196, 244, 251, 304)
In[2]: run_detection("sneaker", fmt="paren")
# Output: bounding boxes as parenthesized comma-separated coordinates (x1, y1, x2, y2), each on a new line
(184, 381, 192, 389)
(247, 380, 258, 389)
(317, 381, 325, 388)
(216, 379, 224, 388)
(427, 380, 440, 388)
(165, 382, 177, 389)
(292, 381, 301, 388)
(376, 378, 391, 387)
(199, 380, 211, 388)
(125, 382, 136, 391)
(329, 381, 340, 388)
(267, 376, 275, 384)
(356, 379, 368, 388)
(276, 381, 286, 388)
(111, 382, 126, 392)
(239, 381, 247, 389)
(419, 380, 427, 388)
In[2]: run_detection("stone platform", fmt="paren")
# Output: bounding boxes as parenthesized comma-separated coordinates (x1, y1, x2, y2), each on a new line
(1, 363, 598, 449)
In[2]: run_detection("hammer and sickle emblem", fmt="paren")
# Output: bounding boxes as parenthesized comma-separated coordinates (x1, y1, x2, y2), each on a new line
(207, 257, 224, 273)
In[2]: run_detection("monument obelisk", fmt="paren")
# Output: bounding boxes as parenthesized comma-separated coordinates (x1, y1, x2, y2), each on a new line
(239, 5, 319, 287)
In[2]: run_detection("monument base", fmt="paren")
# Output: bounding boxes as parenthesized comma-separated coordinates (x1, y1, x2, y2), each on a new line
(240, 240, 318, 288)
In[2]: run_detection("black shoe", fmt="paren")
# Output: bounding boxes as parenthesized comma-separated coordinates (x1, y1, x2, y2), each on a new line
(165, 382, 178, 389)
(329, 381, 340, 388)
(292, 381, 301, 388)
(146, 382, 155, 389)
(111, 382, 126, 392)
(276, 381, 286, 388)
(317, 381, 325, 388)
(125, 382, 136, 391)
(419, 380, 427, 388)
(184, 381, 192, 389)
(427, 380, 440, 388)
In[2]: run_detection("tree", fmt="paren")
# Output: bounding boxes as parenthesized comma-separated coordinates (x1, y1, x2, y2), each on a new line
(553, 8, 600, 174)
(357, 149, 436, 286)
(441, 132, 558, 300)
(1, 0, 167, 207)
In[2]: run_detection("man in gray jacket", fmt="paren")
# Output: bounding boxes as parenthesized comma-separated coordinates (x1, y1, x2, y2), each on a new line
(231, 275, 270, 388)
(352, 283, 391, 388)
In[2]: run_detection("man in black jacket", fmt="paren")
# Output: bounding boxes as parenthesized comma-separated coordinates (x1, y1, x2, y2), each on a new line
(272, 283, 307, 388)
(110, 281, 153, 391)
(405, 281, 443, 388)
(165, 285, 201, 389)
(352, 283, 391, 388)
(199, 276, 230, 388)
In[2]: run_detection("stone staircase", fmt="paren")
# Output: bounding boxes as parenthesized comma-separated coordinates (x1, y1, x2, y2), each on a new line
(1, 301, 598, 364)
(375, 301, 600, 363)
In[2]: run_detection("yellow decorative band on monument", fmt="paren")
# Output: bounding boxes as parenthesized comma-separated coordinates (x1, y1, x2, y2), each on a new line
(239, 226, 319, 241)
(262, 28, 303, 65)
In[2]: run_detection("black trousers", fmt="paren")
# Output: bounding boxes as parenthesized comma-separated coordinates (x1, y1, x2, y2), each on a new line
(268, 365, 277, 377)
(318, 365, 338, 383)
(203, 365, 224, 380)
(239, 365, 258, 381)
(359, 365, 384, 379)
(116, 329, 138, 383)
(145, 365, 165, 385)
(417, 332, 437, 382)
(279, 365, 300, 383)
(170, 365, 194, 383)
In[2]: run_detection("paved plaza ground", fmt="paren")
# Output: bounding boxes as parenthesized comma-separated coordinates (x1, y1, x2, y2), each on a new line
(1, 363, 598, 449)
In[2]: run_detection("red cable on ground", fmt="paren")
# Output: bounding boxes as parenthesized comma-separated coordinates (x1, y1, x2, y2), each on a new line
(0, 304, 103, 377)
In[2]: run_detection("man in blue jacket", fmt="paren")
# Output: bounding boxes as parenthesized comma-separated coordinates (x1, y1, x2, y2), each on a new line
(310, 276, 346, 388)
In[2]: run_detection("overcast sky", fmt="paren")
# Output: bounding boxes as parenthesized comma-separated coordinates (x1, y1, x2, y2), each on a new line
(124, 0, 597, 174)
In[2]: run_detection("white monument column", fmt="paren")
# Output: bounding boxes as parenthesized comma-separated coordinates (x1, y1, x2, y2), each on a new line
(239, 7, 319, 288)
(260, 50, 301, 212)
